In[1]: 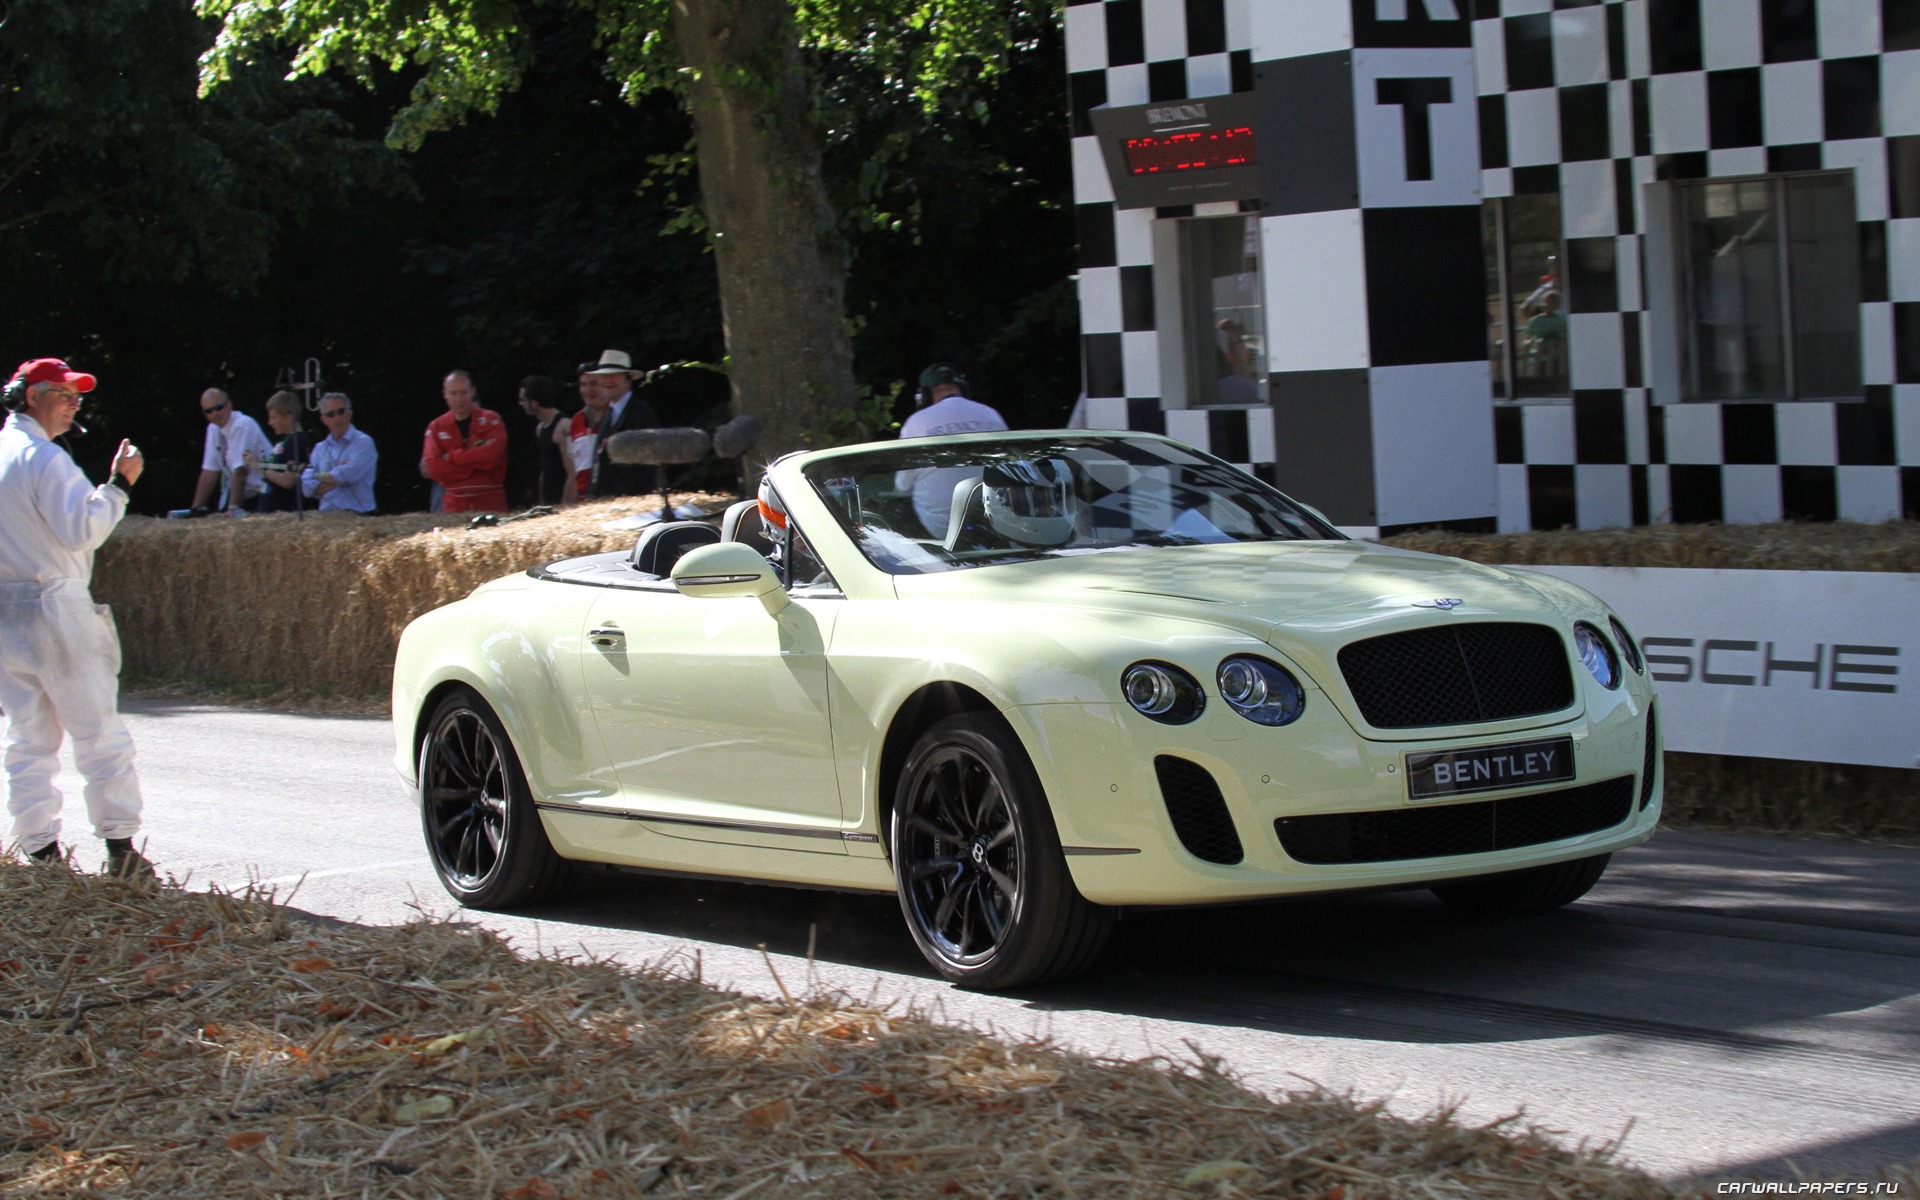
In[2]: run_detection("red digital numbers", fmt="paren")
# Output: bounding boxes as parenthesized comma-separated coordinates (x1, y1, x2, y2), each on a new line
(1122, 127, 1259, 176)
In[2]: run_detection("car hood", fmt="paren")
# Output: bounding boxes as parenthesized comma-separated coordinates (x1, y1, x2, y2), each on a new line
(891, 540, 1567, 636)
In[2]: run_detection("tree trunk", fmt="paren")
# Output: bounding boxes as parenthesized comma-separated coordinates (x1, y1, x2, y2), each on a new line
(671, 0, 858, 463)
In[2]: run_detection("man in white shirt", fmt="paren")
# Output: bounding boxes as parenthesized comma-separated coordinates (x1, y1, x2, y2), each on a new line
(0, 358, 155, 882)
(896, 364, 1008, 537)
(190, 387, 271, 513)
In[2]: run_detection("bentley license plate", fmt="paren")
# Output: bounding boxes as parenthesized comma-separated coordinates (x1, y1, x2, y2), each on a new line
(1405, 736, 1574, 800)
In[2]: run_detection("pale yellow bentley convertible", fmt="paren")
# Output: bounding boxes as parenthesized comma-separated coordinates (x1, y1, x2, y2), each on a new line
(393, 432, 1660, 988)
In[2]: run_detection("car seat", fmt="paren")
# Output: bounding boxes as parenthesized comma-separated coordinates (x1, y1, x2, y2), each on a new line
(630, 520, 721, 577)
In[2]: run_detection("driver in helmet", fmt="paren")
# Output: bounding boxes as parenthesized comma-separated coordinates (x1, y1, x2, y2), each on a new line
(756, 473, 829, 587)
(980, 457, 1081, 548)
(756, 473, 790, 568)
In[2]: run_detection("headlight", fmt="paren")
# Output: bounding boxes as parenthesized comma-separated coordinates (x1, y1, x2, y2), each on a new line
(1216, 655, 1306, 726)
(1122, 661, 1204, 724)
(1609, 616, 1644, 674)
(1573, 622, 1620, 689)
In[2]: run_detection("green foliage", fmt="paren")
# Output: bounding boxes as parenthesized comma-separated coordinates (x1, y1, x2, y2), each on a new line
(830, 0, 1081, 427)
(199, 0, 539, 149)
(801, 381, 901, 449)
(1, 0, 401, 291)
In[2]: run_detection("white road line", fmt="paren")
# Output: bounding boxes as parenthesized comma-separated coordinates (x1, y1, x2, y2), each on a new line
(257, 859, 422, 887)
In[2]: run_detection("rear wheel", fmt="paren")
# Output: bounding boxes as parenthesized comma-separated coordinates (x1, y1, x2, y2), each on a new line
(1430, 852, 1610, 915)
(420, 688, 569, 909)
(891, 714, 1112, 989)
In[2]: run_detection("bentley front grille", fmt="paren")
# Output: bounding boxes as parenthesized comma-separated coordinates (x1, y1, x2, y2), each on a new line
(1154, 756, 1244, 866)
(1274, 776, 1634, 865)
(1337, 622, 1575, 729)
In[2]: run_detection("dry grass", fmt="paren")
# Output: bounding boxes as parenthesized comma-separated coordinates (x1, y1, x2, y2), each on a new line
(95, 496, 737, 702)
(0, 860, 1735, 1200)
(1381, 520, 1920, 573)
(1663, 753, 1920, 844)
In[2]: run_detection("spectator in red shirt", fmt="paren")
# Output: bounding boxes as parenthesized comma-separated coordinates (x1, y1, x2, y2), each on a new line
(421, 370, 508, 513)
(567, 360, 614, 500)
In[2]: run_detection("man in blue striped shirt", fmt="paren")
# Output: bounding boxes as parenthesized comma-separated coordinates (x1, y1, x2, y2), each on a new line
(300, 393, 379, 513)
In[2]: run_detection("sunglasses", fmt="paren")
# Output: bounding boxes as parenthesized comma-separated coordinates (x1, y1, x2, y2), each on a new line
(202, 402, 228, 414)
(320, 408, 349, 418)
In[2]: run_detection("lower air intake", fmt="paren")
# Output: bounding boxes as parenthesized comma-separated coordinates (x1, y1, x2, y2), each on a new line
(1275, 777, 1635, 866)
(1154, 756, 1243, 866)
(1639, 705, 1660, 811)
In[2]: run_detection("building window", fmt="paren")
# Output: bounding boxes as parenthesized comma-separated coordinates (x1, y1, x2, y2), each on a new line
(1484, 193, 1568, 403)
(1676, 172, 1861, 401)
(1177, 216, 1266, 406)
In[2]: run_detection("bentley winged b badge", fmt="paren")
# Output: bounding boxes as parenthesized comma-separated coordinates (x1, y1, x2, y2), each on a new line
(1412, 598, 1465, 610)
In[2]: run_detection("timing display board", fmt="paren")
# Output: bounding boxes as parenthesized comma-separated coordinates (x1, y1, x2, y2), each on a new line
(1089, 93, 1263, 211)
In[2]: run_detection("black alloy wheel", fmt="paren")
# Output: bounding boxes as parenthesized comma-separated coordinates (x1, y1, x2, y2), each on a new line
(892, 713, 1111, 989)
(420, 688, 568, 909)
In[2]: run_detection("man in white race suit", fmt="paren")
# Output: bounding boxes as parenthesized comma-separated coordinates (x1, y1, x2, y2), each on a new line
(0, 358, 155, 882)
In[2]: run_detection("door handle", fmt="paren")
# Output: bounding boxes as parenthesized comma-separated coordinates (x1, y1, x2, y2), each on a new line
(589, 625, 625, 647)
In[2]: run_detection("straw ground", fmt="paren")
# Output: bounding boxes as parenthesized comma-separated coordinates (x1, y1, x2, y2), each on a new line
(0, 858, 1788, 1199)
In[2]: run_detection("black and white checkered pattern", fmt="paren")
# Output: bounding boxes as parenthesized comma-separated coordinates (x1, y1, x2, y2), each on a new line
(1070, 0, 1920, 533)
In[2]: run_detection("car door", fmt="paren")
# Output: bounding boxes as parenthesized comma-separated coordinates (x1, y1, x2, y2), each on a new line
(575, 572, 846, 853)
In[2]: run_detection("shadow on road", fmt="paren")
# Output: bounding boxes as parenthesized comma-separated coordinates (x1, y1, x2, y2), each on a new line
(489, 827, 1920, 1055)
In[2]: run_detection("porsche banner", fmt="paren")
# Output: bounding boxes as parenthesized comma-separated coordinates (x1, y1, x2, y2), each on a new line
(1513, 567, 1919, 771)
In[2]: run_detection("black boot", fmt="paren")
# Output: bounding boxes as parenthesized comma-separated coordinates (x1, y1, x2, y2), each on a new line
(105, 838, 157, 885)
(28, 842, 62, 863)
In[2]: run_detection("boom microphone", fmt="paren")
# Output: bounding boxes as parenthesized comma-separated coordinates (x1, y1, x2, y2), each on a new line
(604, 427, 711, 466)
(711, 413, 762, 460)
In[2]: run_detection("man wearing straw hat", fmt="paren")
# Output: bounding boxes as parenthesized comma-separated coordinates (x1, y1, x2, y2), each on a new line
(0, 358, 156, 882)
(580, 349, 661, 500)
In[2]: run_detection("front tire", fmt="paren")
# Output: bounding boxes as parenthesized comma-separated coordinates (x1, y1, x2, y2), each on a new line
(1430, 852, 1610, 915)
(419, 688, 569, 909)
(891, 713, 1112, 989)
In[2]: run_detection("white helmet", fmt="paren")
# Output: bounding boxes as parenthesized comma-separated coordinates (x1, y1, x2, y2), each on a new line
(982, 457, 1079, 547)
(756, 473, 789, 561)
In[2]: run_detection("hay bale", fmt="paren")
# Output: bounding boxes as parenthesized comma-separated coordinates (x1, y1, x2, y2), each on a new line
(1381, 521, 1920, 573)
(0, 858, 1750, 1199)
(94, 496, 736, 702)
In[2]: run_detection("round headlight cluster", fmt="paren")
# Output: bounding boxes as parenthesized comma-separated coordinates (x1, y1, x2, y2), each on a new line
(1609, 616, 1644, 674)
(1573, 622, 1621, 689)
(1216, 656, 1307, 726)
(1122, 657, 1306, 726)
(1122, 662, 1205, 724)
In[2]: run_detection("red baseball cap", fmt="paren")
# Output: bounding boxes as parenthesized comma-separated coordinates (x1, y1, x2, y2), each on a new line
(12, 358, 96, 392)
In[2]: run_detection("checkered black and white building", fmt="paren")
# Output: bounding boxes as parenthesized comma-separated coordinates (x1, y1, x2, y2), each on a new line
(1068, 0, 1919, 534)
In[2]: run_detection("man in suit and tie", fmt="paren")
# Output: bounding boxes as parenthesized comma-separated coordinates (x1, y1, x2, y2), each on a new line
(581, 350, 662, 499)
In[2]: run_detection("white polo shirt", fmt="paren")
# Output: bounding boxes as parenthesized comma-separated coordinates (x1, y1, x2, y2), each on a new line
(201, 411, 272, 504)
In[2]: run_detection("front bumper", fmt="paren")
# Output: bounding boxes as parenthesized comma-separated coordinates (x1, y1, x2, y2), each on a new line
(1014, 682, 1659, 907)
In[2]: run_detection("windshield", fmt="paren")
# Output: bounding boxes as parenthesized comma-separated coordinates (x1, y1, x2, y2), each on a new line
(800, 435, 1342, 575)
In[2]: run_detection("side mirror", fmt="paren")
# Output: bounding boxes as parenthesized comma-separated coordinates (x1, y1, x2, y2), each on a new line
(670, 541, 789, 616)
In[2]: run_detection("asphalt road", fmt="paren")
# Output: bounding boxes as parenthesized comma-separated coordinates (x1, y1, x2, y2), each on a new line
(38, 697, 1920, 1186)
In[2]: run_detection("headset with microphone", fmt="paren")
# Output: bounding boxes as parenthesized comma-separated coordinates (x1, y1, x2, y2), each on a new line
(913, 363, 970, 408)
